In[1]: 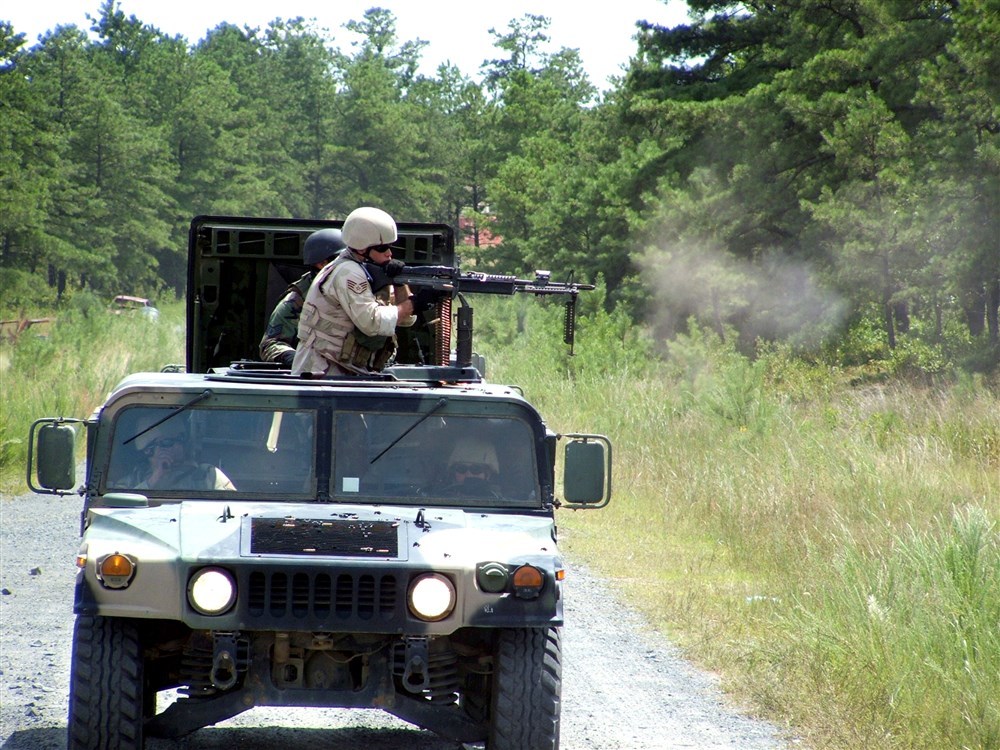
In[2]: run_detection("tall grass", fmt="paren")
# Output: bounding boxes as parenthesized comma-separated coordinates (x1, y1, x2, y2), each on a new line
(0, 301, 185, 492)
(779, 509, 1000, 749)
(4, 294, 998, 749)
(475, 297, 1000, 750)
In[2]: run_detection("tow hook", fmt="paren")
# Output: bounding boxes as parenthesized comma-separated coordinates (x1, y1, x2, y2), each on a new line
(211, 632, 240, 690)
(401, 636, 430, 691)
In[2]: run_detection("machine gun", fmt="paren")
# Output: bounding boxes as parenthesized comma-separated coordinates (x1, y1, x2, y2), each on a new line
(392, 265, 595, 366)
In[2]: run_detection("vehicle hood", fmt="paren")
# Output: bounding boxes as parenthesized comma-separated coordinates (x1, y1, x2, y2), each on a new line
(85, 501, 558, 566)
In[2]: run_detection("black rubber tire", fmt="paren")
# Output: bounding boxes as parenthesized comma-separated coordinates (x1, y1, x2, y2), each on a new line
(67, 615, 145, 750)
(461, 671, 491, 725)
(488, 627, 561, 750)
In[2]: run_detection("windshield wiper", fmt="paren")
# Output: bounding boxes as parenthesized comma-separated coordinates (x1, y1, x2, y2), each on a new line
(369, 397, 447, 465)
(123, 390, 213, 447)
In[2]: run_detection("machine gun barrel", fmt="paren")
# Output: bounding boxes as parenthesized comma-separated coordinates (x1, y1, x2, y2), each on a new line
(395, 265, 595, 297)
(395, 265, 594, 355)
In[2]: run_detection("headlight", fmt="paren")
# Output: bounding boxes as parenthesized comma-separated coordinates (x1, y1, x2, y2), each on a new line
(96, 552, 136, 589)
(407, 573, 456, 622)
(188, 567, 236, 615)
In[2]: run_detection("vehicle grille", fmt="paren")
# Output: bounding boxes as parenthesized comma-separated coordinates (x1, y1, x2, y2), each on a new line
(246, 570, 400, 624)
(250, 518, 400, 557)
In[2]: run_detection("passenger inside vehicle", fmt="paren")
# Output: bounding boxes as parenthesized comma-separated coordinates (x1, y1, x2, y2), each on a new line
(129, 421, 235, 491)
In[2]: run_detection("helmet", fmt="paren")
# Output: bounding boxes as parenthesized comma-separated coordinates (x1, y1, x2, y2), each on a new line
(342, 207, 397, 251)
(447, 438, 500, 475)
(303, 228, 346, 266)
(135, 421, 186, 452)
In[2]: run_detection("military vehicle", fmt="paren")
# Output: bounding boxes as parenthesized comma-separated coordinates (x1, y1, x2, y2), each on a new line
(27, 215, 612, 750)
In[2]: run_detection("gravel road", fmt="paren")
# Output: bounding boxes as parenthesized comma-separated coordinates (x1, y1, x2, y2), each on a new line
(1, 493, 792, 750)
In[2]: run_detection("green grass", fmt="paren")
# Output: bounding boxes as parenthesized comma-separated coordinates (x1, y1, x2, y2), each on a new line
(0, 301, 185, 494)
(476, 299, 1000, 750)
(3, 295, 998, 749)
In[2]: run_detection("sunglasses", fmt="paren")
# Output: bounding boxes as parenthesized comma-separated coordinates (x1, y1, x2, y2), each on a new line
(451, 463, 490, 476)
(369, 244, 394, 254)
(143, 437, 183, 455)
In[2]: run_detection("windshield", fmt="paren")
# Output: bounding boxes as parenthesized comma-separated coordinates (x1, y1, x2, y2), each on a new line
(107, 406, 316, 496)
(105, 404, 540, 507)
(333, 412, 538, 506)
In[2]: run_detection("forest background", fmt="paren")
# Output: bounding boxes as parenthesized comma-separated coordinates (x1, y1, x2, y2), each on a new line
(1, 0, 998, 372)
(1, 2, 999, 749)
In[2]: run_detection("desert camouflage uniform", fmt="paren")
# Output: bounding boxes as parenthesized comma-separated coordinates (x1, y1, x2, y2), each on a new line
(135, 462, 236, 491)
(291, 251, 415, 376)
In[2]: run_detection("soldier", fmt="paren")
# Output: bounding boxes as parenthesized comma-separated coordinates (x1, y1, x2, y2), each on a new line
(292, 207, 416, 376)
(133, 423, 236, 491)
(441, 437, 502, 498)
(259, 228, 346, 366)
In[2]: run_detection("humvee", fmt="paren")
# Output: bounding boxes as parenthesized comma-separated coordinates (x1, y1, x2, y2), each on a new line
(27, 215, 612, 750)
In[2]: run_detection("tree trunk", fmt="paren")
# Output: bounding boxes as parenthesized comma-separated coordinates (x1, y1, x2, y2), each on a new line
(987, 279, 999, 344)
(893, 301, 909, 334)
(710, 288, 726, 343)
(884, 300, 896, 349)
(881, 253, 895, 348)
(964, 286, 986, 337)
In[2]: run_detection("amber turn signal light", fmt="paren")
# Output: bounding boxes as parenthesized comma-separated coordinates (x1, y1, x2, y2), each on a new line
(512, 564, 545, 599)
(96, 553, 136, 589)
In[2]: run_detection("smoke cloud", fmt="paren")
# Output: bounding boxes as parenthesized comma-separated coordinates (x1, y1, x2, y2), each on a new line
(641, 237, 849, 353)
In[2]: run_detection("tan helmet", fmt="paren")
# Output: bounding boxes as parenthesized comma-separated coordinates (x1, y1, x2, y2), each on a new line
(341, 207, 397, 251)
(447, 438, 500, 475)
(135, 421, 186, 452)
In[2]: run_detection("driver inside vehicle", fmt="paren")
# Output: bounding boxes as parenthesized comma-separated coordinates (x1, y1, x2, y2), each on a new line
(441, 437, 502, 498)
(132, 423, 236, 491)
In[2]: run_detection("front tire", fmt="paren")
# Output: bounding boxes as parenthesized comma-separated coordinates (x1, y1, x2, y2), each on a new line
(488, 627, 561, 750)
(67, 615, 145, 750)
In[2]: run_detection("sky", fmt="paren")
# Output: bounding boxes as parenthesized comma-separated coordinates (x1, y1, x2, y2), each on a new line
(5, 0, 690, 88)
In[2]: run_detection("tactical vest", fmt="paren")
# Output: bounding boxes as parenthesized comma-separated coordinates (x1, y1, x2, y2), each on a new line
(297, 254, 396, 373)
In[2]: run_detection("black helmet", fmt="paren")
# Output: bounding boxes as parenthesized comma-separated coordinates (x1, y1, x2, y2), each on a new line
(303, 228, 346, 266)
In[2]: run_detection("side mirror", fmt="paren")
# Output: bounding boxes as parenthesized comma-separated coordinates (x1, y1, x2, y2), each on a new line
(560, 434, 612, 509)
(27, 419, 81, 494)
